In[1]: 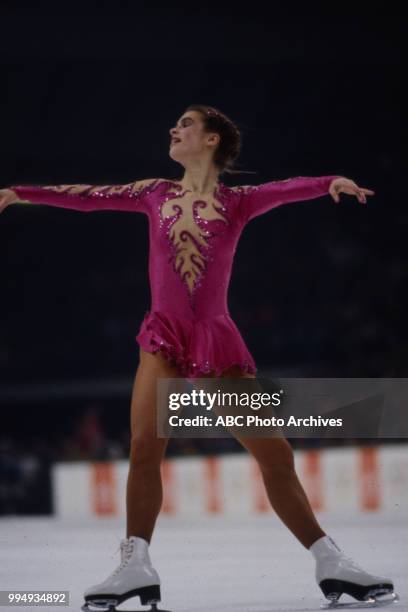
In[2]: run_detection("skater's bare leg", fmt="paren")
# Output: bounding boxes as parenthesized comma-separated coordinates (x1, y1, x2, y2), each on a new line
(126, 347, 181, 543)
(197, 367, 326, 550)
(235, 431, 326, 549)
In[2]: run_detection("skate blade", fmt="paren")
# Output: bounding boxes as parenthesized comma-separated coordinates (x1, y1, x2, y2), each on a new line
(320, 592, 400, 609)
(81, 601, 118, 612)
(81, 602, 173, 612)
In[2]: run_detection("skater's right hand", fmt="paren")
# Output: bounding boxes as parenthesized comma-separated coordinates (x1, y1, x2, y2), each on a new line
(0, 189, 20, 213)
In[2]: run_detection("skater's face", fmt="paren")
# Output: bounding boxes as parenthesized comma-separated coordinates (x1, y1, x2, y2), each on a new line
(169, 111, 220, 168)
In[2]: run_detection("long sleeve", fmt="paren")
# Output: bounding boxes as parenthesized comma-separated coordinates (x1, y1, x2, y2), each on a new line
(237, 175, 343, 224)
(9, 178, 161, 213)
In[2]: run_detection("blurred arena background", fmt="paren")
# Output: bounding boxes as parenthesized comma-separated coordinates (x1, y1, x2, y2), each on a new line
(0, 6, 406, 608)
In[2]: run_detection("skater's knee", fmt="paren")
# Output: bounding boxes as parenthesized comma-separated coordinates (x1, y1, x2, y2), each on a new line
(257, 439, 295, 475)
(129, 435, 166, 469)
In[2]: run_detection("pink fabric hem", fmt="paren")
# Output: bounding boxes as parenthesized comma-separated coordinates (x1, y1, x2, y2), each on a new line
(135, 310, 257, 379)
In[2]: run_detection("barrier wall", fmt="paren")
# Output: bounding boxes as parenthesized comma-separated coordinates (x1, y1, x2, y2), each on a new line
(52, 444, 408, 518)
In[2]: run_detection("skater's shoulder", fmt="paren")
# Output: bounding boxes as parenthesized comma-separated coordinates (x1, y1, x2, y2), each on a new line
(126, 177, 171, 197)
(131, 177, 166, 189)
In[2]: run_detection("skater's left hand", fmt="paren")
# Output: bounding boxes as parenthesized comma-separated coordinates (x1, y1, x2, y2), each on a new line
(329, 177, 375, 205)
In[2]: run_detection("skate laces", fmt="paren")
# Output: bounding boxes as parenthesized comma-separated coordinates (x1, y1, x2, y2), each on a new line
(339, 551, 365, 572)
(108, 539, 134, 578)
(327, 537, 365, 572)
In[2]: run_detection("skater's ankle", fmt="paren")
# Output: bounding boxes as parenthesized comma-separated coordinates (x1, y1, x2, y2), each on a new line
(309, 534, 342, 560)
(308, 533, 328, 550)
(127, 534, 150, 546)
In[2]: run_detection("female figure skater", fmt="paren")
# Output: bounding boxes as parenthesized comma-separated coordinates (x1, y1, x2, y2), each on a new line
(0, 105, 398, 611)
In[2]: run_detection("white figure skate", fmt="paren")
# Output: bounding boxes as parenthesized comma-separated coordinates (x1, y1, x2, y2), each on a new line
(310, 535, 399, 609)
(81, 536, 171, 612)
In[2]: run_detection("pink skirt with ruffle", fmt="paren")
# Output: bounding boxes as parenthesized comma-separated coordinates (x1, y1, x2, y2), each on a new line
(135, 310, 257, 379)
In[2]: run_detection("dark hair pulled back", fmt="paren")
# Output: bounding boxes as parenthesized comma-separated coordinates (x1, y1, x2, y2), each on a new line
(185, 104, 258, 176)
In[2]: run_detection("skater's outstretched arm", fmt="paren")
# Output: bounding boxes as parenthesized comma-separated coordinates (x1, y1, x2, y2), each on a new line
(236, 175, 375, 224)
(0, 178, 162, 214)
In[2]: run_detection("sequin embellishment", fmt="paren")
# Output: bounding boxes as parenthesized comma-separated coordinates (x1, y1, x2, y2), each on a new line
(159, 182, 229, 308)
(39, 179, 159, 202)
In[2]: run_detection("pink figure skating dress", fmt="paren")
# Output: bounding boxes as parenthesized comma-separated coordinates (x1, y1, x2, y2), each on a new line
(10, 175, 340, 379)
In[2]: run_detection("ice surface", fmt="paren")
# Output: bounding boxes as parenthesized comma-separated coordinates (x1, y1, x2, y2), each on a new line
(0, 512, 406, 612)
